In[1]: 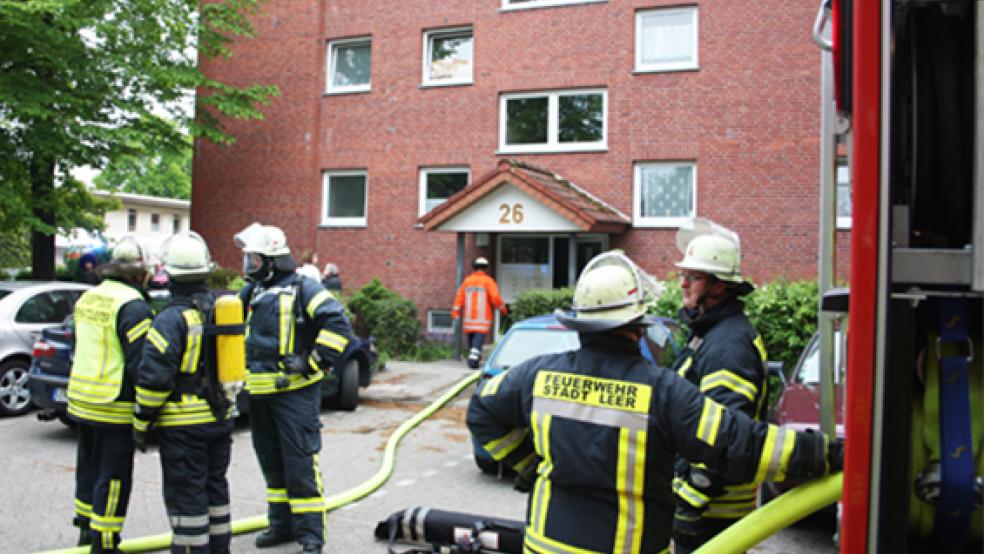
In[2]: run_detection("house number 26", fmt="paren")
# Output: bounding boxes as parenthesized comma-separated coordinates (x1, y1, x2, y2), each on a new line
(499, 203, 525, 224)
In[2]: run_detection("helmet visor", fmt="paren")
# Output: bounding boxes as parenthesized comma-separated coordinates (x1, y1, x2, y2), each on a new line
(243, 253, 264, 275)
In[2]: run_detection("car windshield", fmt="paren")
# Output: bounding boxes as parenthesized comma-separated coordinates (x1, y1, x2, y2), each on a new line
(0, 290, 10, 301)
(798, 331, 845, 384)
(489, 328, 580, 369)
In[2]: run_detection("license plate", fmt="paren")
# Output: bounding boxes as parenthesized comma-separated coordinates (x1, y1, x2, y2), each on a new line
(52, 388, 67, 403)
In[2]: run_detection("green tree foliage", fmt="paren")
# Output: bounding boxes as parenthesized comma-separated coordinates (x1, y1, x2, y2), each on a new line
(0, 0, 278, 279)
(506, 287, 573, 327)
(94, 125, 192, 199)
(347, 278, 421, 359)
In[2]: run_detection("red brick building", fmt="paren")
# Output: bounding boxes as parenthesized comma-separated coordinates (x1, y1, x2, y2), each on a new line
(193, 0, 850, 332)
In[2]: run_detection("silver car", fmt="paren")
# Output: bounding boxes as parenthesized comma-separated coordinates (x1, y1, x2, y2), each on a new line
(0, 281, 90, 416)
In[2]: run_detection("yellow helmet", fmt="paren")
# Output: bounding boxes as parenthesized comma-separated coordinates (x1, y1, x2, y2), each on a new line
(161, 231, 215, 282)
(675, 218, 754, 295)
(555, 252, 661, 332)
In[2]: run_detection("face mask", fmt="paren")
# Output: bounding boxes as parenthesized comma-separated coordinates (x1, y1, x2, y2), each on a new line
(243, 253, 272, 282)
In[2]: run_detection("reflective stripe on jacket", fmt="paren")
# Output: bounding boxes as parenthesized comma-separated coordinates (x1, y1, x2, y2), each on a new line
(68, 280, 151, 425)
(467, 333, 828, 554)
(453, 271, 505, 334)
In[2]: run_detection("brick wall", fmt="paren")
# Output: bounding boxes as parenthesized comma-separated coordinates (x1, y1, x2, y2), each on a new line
(193, 0, 851, 319)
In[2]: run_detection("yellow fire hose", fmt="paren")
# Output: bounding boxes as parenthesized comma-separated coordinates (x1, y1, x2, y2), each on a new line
(38, 371, 482, 554)
(693, 472, 844, 554)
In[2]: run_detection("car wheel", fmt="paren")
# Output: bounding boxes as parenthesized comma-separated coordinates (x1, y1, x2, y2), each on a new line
(332, 358, 359, 412)
(0, 360, 33, 416)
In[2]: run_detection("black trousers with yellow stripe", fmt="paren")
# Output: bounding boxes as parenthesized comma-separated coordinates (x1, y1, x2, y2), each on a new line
(74, 422, 134, 553)
(158, 420, 234, 553)
(248, 382, 327, 546)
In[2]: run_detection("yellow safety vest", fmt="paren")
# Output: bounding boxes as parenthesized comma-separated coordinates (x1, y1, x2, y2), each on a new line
(67, 280, 144, 425)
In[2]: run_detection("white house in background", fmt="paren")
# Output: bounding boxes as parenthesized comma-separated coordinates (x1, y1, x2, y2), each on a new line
(56, 190, 191, 263)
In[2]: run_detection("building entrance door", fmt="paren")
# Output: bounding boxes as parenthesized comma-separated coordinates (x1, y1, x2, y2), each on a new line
(497, 234, 608, 301)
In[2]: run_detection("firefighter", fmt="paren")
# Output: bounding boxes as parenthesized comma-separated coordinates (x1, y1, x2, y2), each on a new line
(67, 236, 154, 552)
(668, 218, 768, 554)
(234, 223, 355, 554)
(467, 252, 843, 554)
(453, 257, 507, 368)
(133, 231, 235, 553)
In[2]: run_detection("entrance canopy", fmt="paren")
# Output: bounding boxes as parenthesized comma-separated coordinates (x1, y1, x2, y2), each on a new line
(417, 159, 630, 233)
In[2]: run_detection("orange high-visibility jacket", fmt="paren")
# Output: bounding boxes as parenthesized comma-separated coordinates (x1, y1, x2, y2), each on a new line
(452, 271, 507, 334)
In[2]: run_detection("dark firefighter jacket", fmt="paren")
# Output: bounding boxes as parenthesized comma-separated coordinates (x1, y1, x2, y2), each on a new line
(240, 271, 353, 395)
(135, 283, 227, 428)
(67, 278, 154, 426)
(672, 298, 769, 519)
(467, 333, 833, 554)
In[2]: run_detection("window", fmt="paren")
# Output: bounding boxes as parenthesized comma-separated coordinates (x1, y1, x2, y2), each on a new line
(836, 163, 852, 229)
(150, 213, 160, 232)
(635, 6, 698, 72)
(423, 27, 473, 86)
(322, 171, 367, 227)
(327, 37, 371, 93)
(499, 89, 606, 153)
(419, 167, 470, 215)
(633, 162, 696, 227)
(501, 0, 607, 11)
(16, 291, 75, 324)
(127, 209, 137, 232)
(172, 215, 181, 233)
(427, 310, 455, 334)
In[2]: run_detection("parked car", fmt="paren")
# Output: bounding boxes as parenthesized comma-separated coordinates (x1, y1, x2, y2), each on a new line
(0, 281, 91, 416)
(762, 288, 848, 503)
(470, 313, 681, 475)
(28, 294, 379, 425)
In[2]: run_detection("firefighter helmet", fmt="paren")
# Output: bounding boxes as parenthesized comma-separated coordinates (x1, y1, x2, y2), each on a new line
(555, 252, 660, 332)
(473, 257, 489, 269)
(99, 236, 152, 279)
(233, 223, 290, 257)
(675, 218, 754, 295)
(161, 231, 215, 282)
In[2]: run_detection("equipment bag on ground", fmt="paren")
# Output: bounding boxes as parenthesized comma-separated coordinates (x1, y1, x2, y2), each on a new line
(374, 506, 524, 553)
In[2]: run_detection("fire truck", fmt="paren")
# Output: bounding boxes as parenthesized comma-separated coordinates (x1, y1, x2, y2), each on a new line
(815, 0, 982, 552)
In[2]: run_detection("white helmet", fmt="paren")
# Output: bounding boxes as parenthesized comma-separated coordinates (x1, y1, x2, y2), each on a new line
(555, 252, 661, 332)
(473, 257, 489, 269)
(161, 231, 215, 282)
(99, 235, 152, 278)
(675, 217, 754, 295)
(233, 223, 290, 256)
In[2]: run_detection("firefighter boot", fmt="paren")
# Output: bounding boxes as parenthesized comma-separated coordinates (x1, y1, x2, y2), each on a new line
(300, 542, 322, 553)
(467, 347, 481, 369)
(255, 528, 294, 548)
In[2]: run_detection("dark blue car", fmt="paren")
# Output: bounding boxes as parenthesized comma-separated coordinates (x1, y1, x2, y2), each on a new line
(470, 313, 681, 474)
(29, 296, 378, 425)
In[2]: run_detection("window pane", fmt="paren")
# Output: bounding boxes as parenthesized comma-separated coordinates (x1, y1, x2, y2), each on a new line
(558, 94, 603, 143)
(506, 97, 548, 145)
(501, 236, 549, 264)
(328, 175, 366, 218)
(426, 172, 468, 206)
(429, 34, 473, 81)
(16, 293, 60, 324)
(639, 10, 694, 66)
(333, 43, 371, 87)
(640, 165, 694, 218)
(836, 164, 852, 219)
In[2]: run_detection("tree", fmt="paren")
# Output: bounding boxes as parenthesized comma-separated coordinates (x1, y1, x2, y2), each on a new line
(0, 0, 278, 279)
(94, 124, 192, 200)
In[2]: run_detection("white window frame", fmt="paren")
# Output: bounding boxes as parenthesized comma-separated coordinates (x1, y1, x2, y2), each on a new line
(500, 0, 607, 11)
(326, 36, 372, 95)
(632, 161, 697, 228)
(836, 163, 852, 229)
(127, 209, 137, 232)
(322, 170, 368, 227)
(427, 310, 455, 334)
(418, 166, 471, 216)
(498, 88, 607, 154)
(422, 27, 474, 87)
(150, 212, 160, 232)
(635, 6, 699, 73)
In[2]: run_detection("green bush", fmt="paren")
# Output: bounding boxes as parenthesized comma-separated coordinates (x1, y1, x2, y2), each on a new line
(208, 266, 241, 290)
(744, 279, 819, 372)
(507, 287, 574, 327)
(348, 278, 421, 359)
(405, 339, 454, 362)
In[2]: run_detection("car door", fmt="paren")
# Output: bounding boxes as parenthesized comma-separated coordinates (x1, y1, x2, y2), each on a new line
(13, 290, 75, 348)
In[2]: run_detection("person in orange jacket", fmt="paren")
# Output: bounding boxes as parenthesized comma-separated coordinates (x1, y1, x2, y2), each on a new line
(453, 257, 507, 368)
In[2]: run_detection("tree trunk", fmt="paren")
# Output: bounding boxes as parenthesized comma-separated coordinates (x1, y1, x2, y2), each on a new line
(30, 159, 57, 280)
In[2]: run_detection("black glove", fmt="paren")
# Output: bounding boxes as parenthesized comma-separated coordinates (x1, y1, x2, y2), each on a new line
(133, 426, 149, 453)
(513, 457, 541, 493)
(827, 437, 845, 473)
